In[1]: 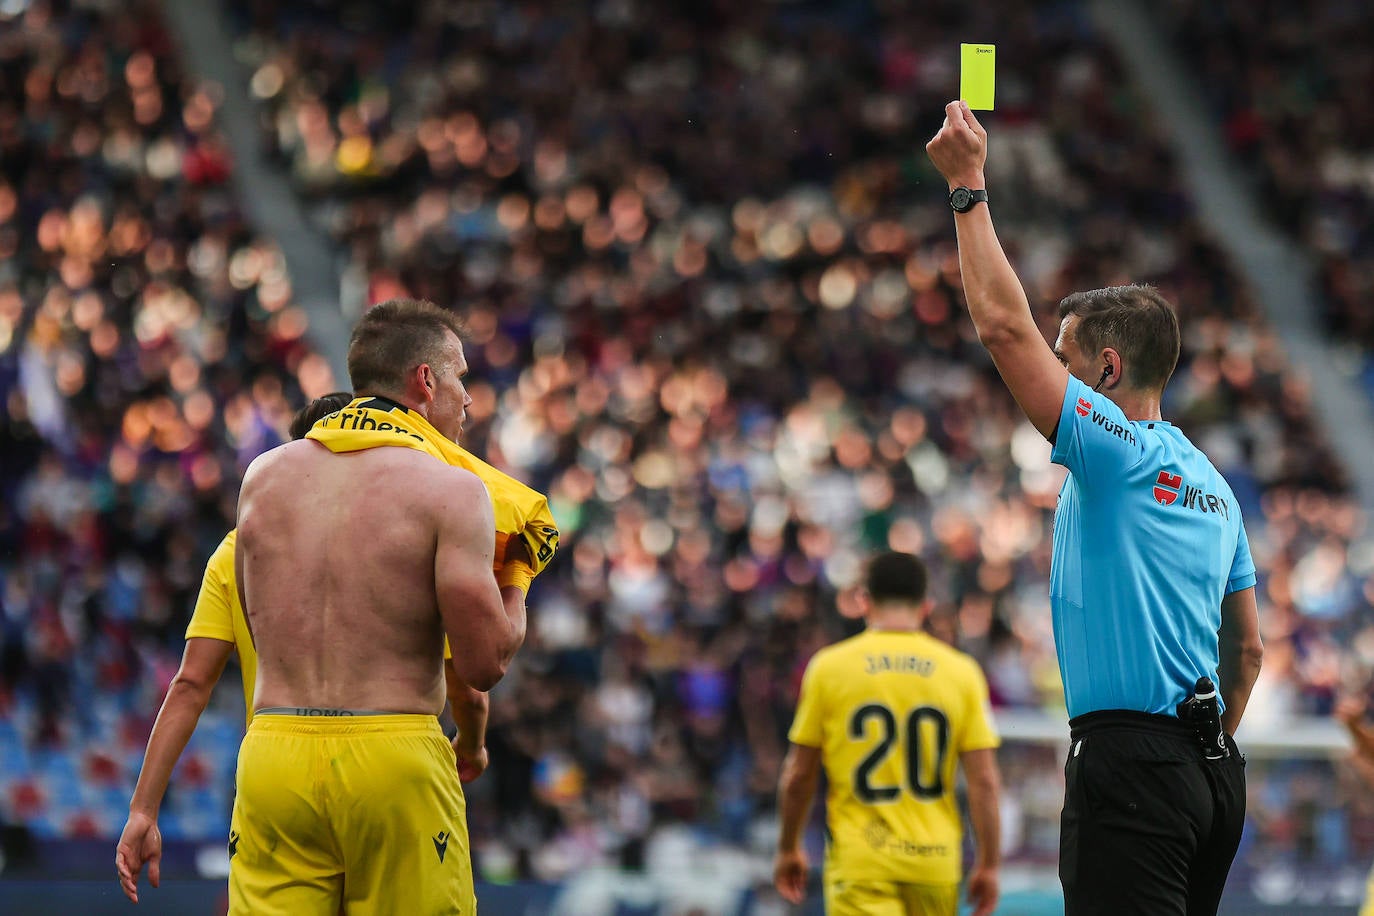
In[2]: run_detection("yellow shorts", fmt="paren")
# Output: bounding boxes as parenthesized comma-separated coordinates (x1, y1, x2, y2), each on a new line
(228, 713, 474, 916)
(824, 876, 959, 916)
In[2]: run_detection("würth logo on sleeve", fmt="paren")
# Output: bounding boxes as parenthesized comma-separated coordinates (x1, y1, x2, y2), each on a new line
(1076, 397, 1092, 417)
(1153, 470, 1183, 506)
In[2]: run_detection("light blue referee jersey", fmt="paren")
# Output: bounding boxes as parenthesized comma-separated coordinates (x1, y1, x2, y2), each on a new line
(1050, 375, 1256, 719)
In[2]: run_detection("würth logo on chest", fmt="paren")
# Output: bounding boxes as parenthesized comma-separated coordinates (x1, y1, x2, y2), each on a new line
(1153, 470, 1183, 506)
(1075, 397, 1092, 417)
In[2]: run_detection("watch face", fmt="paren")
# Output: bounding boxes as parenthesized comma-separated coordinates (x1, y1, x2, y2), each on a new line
(950, 188, 972, 211)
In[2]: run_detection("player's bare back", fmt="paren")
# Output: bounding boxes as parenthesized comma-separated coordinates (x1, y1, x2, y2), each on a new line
(236, 439, 498, 715)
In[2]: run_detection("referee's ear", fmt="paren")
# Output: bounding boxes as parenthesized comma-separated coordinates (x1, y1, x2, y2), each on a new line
(1099, 347, 1123, 391)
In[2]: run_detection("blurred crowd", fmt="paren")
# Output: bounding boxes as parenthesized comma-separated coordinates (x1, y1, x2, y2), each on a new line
(1163, 0, 1374, 399)
(1, 0, 1372, 892)
(0, 0, 335, 840)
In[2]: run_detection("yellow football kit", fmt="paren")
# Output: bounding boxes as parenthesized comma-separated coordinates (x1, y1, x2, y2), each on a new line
(789, 629, 999, 914)
(823, 880, 958, 916)
(229, 713, 473, 916)
(184, 530, 256, 725)
(204, 398, 557, 914)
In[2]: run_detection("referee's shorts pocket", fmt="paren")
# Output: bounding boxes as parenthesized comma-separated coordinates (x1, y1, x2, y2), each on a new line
(1071, 731, 1197, 824)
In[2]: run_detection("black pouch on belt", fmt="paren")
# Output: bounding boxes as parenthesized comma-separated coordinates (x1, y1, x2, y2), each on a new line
(1176, 676, 1230, 760)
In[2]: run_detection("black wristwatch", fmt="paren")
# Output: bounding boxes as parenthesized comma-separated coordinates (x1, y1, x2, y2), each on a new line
(948, 187, 989, 213)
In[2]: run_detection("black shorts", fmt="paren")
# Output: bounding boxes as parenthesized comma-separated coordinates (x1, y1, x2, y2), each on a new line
(1059, 710, 1246, 916)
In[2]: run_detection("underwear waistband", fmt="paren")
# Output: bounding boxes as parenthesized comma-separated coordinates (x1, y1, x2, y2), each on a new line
(256, 706, 397, 717)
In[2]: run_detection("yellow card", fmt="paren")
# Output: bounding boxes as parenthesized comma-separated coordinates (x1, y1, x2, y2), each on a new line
(960, 43, 996, 110)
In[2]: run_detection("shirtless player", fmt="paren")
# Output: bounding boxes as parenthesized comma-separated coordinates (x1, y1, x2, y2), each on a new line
(229, 299, 524, 914)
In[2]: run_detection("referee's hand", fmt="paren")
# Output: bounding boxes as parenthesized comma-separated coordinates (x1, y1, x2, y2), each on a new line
(925, 100, 988, 189)
(967, 863, 999, 916)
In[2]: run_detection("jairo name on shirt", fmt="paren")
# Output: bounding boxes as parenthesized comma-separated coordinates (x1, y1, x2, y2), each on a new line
(1152, 470, 1230, 520)
(864, 654, 935, 676)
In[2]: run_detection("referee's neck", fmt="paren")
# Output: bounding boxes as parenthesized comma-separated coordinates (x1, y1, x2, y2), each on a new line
(1101, 387, 1164, 423)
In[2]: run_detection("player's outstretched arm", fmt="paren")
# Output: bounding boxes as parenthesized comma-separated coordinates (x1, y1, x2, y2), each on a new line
(926, 100, 1068, 438)
(961, 747, 1002, 916)
(773, 742, 821, 904)
(1218, 586, 1263, 736)
(435, 467, 525, 691)
(117, 636, 233, 902)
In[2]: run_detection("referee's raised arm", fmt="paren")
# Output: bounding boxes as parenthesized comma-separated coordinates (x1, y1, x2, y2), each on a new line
(928, 99, 1258, 916)
(925, 100, 1068, 439)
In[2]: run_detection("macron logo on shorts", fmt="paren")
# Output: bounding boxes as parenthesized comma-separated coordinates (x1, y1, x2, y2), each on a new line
(433, 830, 449, 863)
(1076, 397, 1092, 417)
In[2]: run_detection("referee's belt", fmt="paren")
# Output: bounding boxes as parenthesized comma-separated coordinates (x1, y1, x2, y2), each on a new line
(1068, 709, 1192, 742)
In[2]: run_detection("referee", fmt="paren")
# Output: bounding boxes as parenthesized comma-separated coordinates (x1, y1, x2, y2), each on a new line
(926, 101, 1264, 916)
